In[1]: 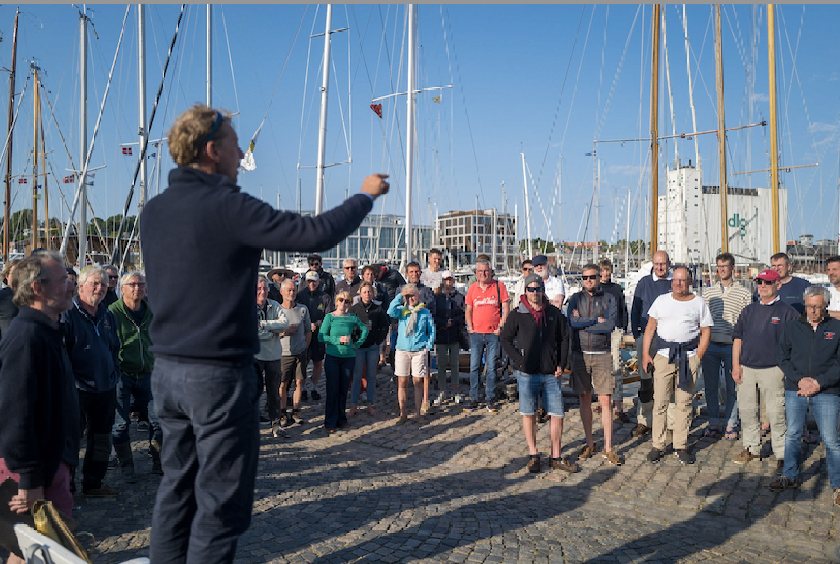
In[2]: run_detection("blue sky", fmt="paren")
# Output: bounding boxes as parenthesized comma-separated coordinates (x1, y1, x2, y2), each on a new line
(0, 4, 837, 247)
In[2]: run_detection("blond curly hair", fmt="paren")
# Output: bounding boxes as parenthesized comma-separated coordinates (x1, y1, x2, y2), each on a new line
(167, 104, 232, 167)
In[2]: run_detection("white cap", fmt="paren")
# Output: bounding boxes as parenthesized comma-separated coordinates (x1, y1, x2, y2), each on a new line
(305, 271, 320, 282)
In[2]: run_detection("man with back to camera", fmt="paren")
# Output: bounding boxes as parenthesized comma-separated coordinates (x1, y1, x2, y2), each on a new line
(139, 103, 389, 564)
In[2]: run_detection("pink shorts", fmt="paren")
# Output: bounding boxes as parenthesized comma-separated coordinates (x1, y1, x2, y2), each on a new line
(0, 458, 73, 517)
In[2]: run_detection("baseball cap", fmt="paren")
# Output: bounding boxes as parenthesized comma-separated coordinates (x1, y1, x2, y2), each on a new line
(532, 254, 548, 266)
(755, 269, 781, 282)
(441, 270, 454, 280)
(305, 271, 320, 282)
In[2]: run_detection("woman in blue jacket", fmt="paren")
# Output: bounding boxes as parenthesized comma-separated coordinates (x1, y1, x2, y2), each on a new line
(388, 284, 435, 424)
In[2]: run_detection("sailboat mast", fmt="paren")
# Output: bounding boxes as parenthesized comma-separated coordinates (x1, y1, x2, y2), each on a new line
(32, 69, 39, 251)
(405, 4, 416, 263)
(521, 152, 533, 259)
(41, 119, 48, 250)
(767, 4, 780, 254)
(79, 8, 88, 267)
(138, 3, 148, 268)
(3, 9, 18, 262)
(315, 4, 333, 216)
(650, 4, 660, 256)
(206, 5, 212, 106)
(715, 4, 729, 254)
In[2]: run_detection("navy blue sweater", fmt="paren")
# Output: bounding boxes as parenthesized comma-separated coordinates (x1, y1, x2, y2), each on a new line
(778, 314, 840, 395)
(630, 271, 672, 338)
(732, 299, 799, 368)
(63, 296, 121, 392)
(139, 167, 373, 364)
(0, 307, 75, 489)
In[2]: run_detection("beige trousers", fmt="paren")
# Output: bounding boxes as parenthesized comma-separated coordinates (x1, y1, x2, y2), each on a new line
(652, 354, 700, 450)
(738, 366, 786, 458)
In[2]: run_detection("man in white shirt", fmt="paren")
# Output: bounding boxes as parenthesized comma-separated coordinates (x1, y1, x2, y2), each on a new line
(642, 266, 713, 465)
(826, 255, 840, 319)
(532, 255, 565, 309)
(420, 248, 444, 293)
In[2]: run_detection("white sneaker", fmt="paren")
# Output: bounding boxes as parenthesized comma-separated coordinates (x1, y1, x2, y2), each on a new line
(433, 392, 444, 406)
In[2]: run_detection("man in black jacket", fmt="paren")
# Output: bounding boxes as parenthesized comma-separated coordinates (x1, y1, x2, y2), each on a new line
(433, 271, 465, 404)
(771, 286, 840, 505)
(298, 271, 332, 401)
(501, 273, 578, 474)
(139, 104, 389, 564)
(376, 264, 406, 371)
(306, 254, 336, 298)
(0, 253, 77, 540)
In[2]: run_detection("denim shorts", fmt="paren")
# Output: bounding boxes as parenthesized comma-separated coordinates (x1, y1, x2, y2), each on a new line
(516, 371, 564, 417)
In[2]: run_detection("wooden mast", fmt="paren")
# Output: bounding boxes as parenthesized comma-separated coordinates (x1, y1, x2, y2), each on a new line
(3, 9, 18, 261)
(31, 68, 39, 251)
(715, 5, 729, 253)
(767, 4, 780, 254)
(650, 5, 660, 256)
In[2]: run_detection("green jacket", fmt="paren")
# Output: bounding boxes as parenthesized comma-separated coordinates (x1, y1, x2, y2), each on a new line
(109, 298, 154, 377)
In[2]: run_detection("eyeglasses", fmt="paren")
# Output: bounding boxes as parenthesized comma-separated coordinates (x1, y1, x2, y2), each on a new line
(309, 262, 321, 267)
(476, 269, 490, 274)
(525, 286, 544, 293)
(755, 279, 776, 286)
(344, 266, 357, 270)
(123, 282, 146, 288)
(581, 275, 598, 281)
(805, 305, 825, 311)
(522, 267, 533, 272)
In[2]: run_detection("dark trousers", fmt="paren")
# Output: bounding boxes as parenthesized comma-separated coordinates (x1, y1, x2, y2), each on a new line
(324, 354, 354, 429)
(150, 357, 260, 564)
(113, 372, 162, 445)
(77, 388, 117, 490)
(257, 359, 283, 421)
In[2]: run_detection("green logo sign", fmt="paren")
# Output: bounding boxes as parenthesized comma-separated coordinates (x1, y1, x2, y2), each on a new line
(728, 214, 747, 238)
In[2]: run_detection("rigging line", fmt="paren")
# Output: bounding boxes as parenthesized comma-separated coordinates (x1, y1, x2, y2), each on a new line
(295, 5, 319, 201)
(595, 5, 641, 141)
(220, 7, 241, 119)
(0, 74, 29, 178)
(443, 6, 484, 209)
(439, 5, 456, 208)
(558, 5, 597, 158)
(689, 7, 716, 122)
(593, 5, 607, 145)
(108, 4, 187, 265)
(531, 6, 585, 193)
(60, 4, 132, 258)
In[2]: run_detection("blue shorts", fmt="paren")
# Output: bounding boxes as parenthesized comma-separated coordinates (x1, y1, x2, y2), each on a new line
(516, 371, 564, 417)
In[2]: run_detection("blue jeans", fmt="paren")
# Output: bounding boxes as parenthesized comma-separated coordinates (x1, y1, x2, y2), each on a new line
(150, 357, 260, 564)
(783, 391, 840, 489)
(112, 372, 162, 445)
(701, 342, 739, 428)
(325, 355, 355, 429)
(469, 332, 499, 402)
(515, 371, 564, 417)
(351, 346, 379, 405)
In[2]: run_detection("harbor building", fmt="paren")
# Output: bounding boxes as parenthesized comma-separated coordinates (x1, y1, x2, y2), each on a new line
(658, 161, 787, 265)
(434, 209, 518, 271)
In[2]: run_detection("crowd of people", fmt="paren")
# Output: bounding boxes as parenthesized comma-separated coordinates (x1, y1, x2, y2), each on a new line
(1, 103, 838, 564)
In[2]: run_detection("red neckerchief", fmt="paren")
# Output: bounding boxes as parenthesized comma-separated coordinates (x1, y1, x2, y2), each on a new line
(520, 293, 546, 326)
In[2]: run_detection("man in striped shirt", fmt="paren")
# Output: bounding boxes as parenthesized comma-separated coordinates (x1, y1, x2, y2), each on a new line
(700, 252, 752, 439)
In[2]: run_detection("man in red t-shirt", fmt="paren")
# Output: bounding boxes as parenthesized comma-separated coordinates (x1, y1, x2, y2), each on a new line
(464, 258, 509, 412)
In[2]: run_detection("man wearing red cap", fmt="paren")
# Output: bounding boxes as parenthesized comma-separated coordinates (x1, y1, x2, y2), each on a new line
(730, 269, 798, 468)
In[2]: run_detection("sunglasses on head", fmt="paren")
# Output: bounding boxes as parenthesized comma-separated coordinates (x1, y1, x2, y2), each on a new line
(525, 286, 544, 293)
(581, 275, 598, 280)
(755, 279, 776, 286)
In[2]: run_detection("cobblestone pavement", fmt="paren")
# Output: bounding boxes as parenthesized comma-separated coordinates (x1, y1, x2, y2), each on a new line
(39, 371, 840, 563)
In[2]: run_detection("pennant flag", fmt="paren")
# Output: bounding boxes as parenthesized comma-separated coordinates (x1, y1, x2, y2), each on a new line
(370, 103, 383, 119)
(432, 95, 441, 104)
(34, 185, 42, 189)
(148, 153, 156, 159)
(86, 172, 95, 178)
(63, 175, 74, 183)
(17, 178, 26, 184)
(88, 181, 94, 186)
(240, 127, 261, 172)
(121, 146, 133, 156)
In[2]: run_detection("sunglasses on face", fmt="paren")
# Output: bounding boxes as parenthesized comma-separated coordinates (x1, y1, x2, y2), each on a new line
(522, 267, 533, 272)
(581, 275, 598, 281)
(309, 262, 320, 267)
(525, 286, 544, 293)
(336, 298, 347, 303)
(755, 279, 776, 286)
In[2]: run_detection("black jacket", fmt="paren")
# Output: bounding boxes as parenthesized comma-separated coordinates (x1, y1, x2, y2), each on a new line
(349, 299, 390, 348)
(0, 286, 19, 340)
(433, 290, 466, 345)
(567, 289, 617, 353)
(297, 288, 333, 329)
(335, 275, 362, 299)
(600, 281, 627, 330)
(63, 296, 121, 392)
(778, 313, 840, 395)
(500, 301, 570, 375)
(0, 307, 75, 489)
(378, 268, 406, 302)
(139, 167, 372, 364)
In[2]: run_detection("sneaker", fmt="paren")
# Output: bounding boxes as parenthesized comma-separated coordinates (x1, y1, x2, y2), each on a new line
(675, 449, 694, 465)
(311, 390, 321, 401)
(325, 427, 336, 435)
(272, 421, 289, 438)
(631, 424, 651, 438)
(602, 450, 622, 466)
(83, 484, 118, 498)
(732, 449, 757, 465)
(769, 476, 797, 492)
(433, 392, 444, 406)
(462, 399, 476, 413)
(280, 413, 290, 428)
(579, 444, 599, 459)
(420, 402, 430, 416)
(526, 455, 540, 473)
(536, 408, 548, 424)
(486, 402, 498, 414)
(292, 411, 304, 424)
(259, 413, 271, 426)
(301, 390, 309, 402)
(615, 411, 631, 424)
(646, 448, 664, 463)
(137, 421, 150, 432)
(550, 457, 580, 473)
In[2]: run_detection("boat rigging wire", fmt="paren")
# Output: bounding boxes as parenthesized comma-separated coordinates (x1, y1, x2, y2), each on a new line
(220, 8, 240, 128)
(108, 4, 186, 266)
